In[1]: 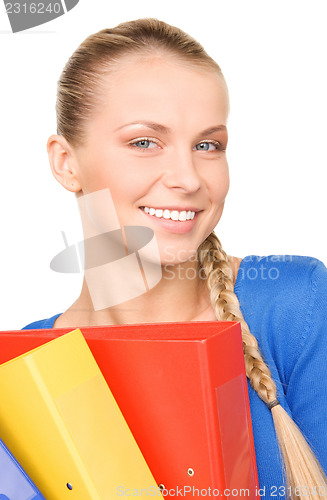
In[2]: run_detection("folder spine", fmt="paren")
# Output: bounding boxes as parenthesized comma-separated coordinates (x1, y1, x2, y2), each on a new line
(206, 323, 260, 498)
(0, 341, 104, 499)
(198, 340, 226, 489)
(25, 356, 99, 494)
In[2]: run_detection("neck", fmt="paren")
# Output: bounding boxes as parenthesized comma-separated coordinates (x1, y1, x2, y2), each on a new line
(61, 258, 213, 327)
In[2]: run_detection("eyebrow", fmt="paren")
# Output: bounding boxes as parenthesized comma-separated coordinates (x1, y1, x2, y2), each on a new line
(114, 121, 227, 135)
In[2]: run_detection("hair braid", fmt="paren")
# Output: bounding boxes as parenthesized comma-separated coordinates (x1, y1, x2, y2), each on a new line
(197, 231, 327, 499)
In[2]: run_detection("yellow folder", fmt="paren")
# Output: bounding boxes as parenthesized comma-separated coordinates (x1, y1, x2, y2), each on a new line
(0, 329, 161, 499)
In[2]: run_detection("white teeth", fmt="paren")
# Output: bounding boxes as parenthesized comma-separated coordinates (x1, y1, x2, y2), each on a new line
(142, 207, 196, 221)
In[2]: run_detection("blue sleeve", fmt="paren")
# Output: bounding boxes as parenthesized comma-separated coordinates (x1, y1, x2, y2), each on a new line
(283, 259, 327, 472)
(22, 313, 62, 330)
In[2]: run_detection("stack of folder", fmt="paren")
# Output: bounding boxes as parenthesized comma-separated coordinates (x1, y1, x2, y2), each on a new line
(0, 321, 260, 499)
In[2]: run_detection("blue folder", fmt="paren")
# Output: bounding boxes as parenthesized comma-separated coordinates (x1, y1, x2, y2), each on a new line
(0, 438, 45, 500)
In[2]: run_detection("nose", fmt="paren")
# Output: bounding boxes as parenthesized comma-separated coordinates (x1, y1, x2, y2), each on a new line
(162, 147, 202, 194)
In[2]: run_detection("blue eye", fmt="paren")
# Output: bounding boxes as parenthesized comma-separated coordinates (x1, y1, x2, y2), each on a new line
(195, 142, 219, 151)
(130, 139, 157, 149)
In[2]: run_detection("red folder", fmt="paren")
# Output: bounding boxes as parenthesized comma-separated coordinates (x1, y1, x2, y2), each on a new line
(0, 321, 260, 498)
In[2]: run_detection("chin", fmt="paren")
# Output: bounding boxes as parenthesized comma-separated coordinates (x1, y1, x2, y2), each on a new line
(159, 244, 199, 267)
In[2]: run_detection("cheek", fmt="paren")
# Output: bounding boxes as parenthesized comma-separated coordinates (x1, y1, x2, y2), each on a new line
(77, 145, 123, 192)
(109, 174, 150, 209)
(209, 164, 230, 205)
(79, 166, 125, 202)
(79, 149, 155, 200)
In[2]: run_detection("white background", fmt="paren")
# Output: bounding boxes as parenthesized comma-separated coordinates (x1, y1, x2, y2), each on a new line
(0, 0, 326, 330)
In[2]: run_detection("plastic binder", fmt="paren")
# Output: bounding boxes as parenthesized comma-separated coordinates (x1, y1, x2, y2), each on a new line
(0, 321, 260, 498)
(0, 330, 160, 500)
(0, 438, 45, 500)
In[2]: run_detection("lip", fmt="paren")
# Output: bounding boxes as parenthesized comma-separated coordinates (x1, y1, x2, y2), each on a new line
(139, 207, 202, 234)
(139, 206, 201, 212)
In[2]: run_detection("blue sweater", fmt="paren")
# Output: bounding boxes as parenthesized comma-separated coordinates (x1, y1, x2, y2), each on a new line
(22, 255, 327, 497)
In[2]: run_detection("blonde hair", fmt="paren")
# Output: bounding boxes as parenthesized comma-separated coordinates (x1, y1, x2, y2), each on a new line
(56, 18, 223, 148)
(55, 17, 327, 498)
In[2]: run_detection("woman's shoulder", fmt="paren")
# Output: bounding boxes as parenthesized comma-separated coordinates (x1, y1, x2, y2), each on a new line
(234, 254, 327, 370)
(234, 254, 327, 322)
(235, 254, 327, 295)
(22, 313, 62, 330)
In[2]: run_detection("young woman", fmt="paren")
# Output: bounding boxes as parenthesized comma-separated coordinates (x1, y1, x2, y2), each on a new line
(23, 18, 327, 499)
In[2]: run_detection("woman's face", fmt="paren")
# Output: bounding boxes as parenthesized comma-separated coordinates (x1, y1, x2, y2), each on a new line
(72, 56, 230, 265)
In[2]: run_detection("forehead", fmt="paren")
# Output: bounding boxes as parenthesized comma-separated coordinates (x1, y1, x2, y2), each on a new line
(92, 56, 229, 134)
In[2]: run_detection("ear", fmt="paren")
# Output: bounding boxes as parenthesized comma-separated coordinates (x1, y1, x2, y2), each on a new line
(47, 134, 82, 193)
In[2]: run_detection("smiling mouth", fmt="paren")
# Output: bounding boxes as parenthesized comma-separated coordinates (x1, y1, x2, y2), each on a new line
(139, 206, 197, 221)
